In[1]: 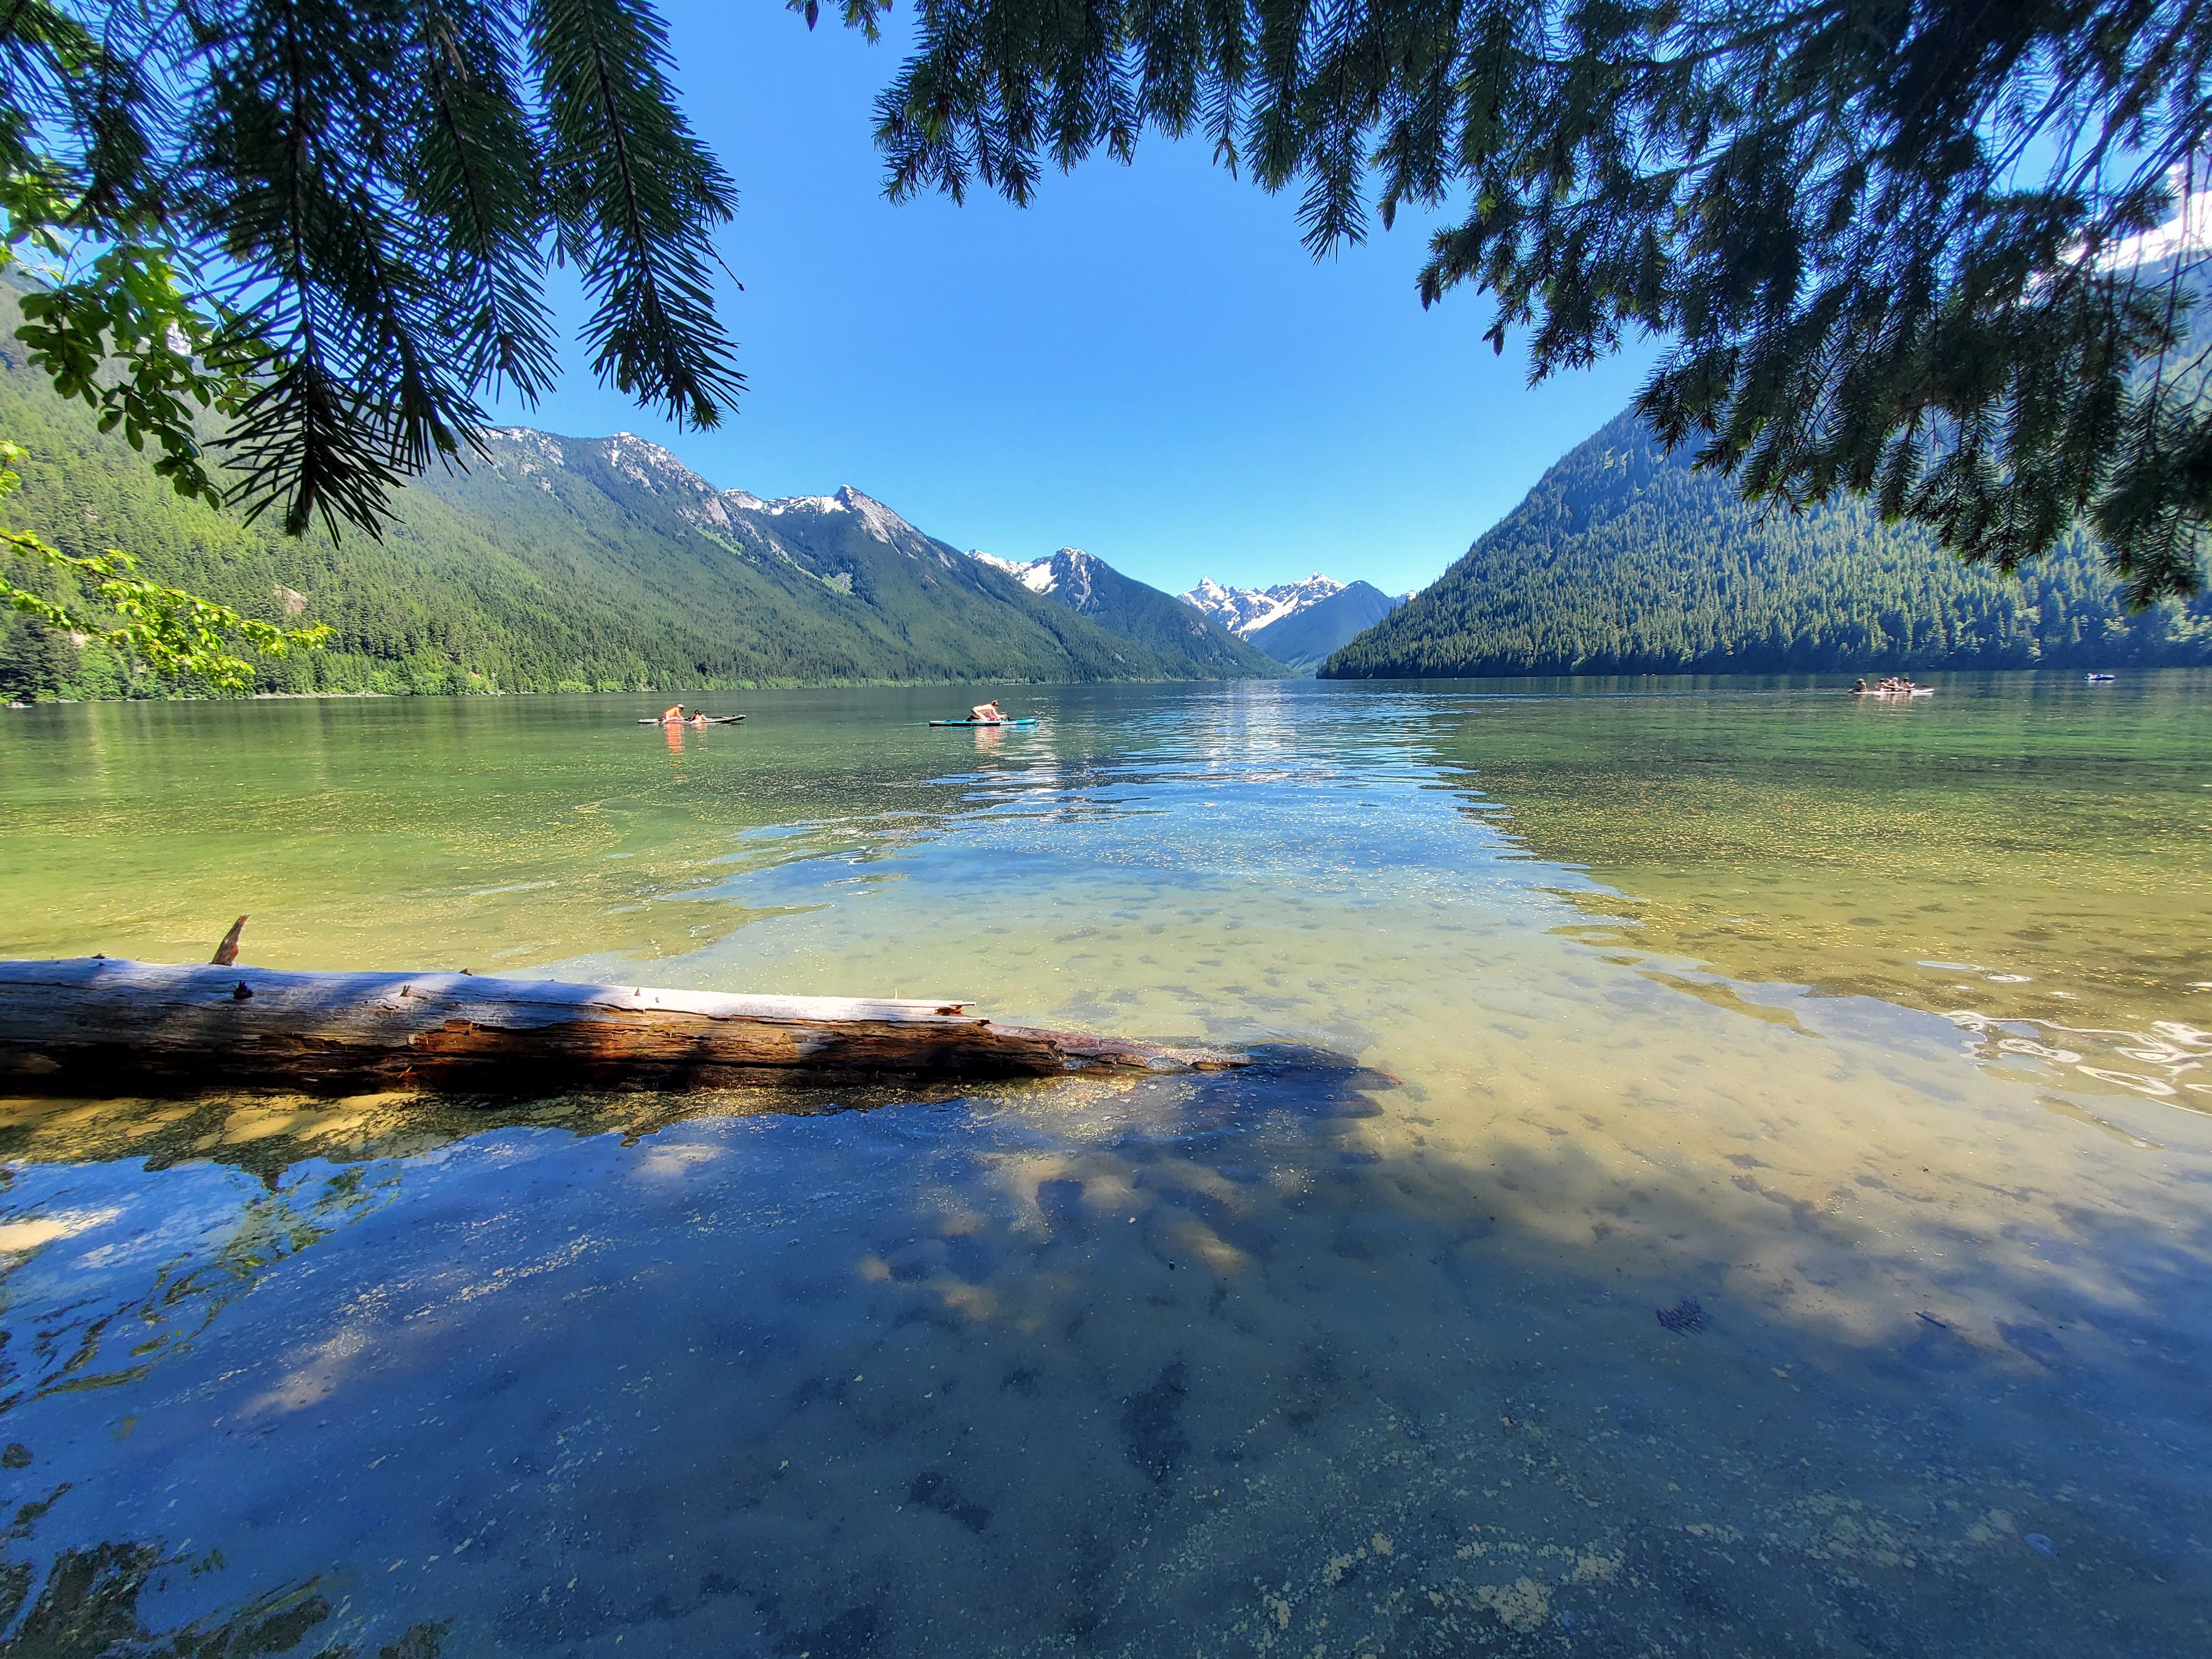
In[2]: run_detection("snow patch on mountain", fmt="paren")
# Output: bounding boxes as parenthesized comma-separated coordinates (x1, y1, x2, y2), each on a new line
(730, 485, 923, 546)
(1182, 573, 1347, 637)
(483, 428, 566, 467)
(835, 485, 923, 544)
(474, 432, 936, 550)
(2095, 160, 2212, 271)
(1045, 549, 1103, 606)
(969, 549, 1072, 594)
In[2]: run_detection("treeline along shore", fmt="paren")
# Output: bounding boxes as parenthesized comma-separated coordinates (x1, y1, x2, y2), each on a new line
(1322, 412, 2212, 680)
(8, 277, 2206, 702)
(0, 280, 1282, 703)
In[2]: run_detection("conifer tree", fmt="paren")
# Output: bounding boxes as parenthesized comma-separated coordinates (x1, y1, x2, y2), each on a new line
(11, 0, 2209, 694)
(830, 0, 2212, 603)
(0, 0, 739, 542)
(0, 0, 741, 682)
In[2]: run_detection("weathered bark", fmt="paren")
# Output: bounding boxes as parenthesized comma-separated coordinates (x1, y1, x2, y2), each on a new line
(0, 959, 1245, 1096)
(210, 916, 248, 966)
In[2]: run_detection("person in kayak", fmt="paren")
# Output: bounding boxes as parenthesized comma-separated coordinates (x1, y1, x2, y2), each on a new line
(970, 699, 1005, 723)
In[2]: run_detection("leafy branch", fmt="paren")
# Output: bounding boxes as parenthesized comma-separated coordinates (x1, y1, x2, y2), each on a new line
(0, 443, 328, 691)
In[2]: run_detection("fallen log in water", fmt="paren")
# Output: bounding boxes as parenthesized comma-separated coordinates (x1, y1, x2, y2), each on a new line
(0, 958, 1247, 1095)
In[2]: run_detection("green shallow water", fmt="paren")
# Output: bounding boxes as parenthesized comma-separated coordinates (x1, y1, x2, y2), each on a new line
(0, 675, 2209, 1656)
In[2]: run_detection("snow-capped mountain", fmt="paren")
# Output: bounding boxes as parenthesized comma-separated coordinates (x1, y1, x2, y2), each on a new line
(397, 429, 1265, 684)
(970, 548, 1130, 615)
(1178, 573, 1409, 671)
(490, 441, 1279, 678)
(2095, 159, 2212, 270)
(486, 430, 949, 569)
(966, 548, 1292, 678)
(970, 549, 1063, 595)
(1180, 574, 1347, 637)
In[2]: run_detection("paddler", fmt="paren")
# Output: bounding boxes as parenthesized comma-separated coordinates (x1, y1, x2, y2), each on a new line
(660, 702, 686, 723)
(970, 698, 1005, 723)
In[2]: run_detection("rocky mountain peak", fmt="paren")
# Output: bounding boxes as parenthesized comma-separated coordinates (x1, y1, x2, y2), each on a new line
(1181, 572, 1348, 637)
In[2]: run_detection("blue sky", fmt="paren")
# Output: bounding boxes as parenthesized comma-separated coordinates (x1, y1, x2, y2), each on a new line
(490, 5, 1657, 599)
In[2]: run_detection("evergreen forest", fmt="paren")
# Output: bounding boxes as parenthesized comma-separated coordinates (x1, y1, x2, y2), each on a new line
(0, 289, 1249, 699)
(1324, 411, 2212, 680)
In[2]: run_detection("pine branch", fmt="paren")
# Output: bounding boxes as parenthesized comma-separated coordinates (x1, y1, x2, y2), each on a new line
(861, 0, 2212, 601)
(409, 0, 558, 401)
(530, 0, 741, 428)
(183, 0, 485, 537)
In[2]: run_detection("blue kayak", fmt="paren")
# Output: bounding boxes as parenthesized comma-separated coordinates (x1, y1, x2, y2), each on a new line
(928, 718, 1038, 726)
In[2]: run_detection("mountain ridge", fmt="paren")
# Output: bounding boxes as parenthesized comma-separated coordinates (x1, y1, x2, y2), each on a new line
(0, 293, 1287, 698)
(1247, 583, 1407, 671)
(1183, 573, 1347, 637)
(1184, 574, 1407, 670)
(966, 548, 1290, 679)
(1323, 409, 2212, 679)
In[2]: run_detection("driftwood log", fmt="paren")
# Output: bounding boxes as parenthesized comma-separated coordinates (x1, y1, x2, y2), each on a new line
(0, 958, 1247, 1095)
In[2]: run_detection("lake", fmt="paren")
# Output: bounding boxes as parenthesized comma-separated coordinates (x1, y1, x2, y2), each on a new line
(1, 674, 2208, 1656)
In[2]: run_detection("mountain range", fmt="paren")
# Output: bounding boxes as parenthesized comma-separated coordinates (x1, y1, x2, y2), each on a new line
(0, 271, 1290, 699)
(11, 239, 2206, 699)
(1182, 575, 1408, 670)
(1323, 409, 2212, 678)
(971, 549, 1286, 678)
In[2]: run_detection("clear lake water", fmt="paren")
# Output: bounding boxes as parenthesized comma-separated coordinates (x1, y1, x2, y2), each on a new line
(0, 674, 2208, 1656)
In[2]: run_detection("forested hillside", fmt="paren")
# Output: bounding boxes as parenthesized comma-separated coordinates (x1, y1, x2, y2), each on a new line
(0, 297, 1256, 697)
(1324, 411, 2212, 679)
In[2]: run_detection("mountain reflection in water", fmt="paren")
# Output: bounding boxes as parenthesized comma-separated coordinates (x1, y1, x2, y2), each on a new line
(1, 676, 2208, 1656)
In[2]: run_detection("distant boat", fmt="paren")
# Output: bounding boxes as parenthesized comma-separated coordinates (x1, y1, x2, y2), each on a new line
(2086, 673, 2117, 683)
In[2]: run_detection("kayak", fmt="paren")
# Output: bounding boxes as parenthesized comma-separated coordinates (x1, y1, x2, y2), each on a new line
(929, 718, 1038, 727)
(637, 715, 744, 724)
(1853, 688, 1935, 699)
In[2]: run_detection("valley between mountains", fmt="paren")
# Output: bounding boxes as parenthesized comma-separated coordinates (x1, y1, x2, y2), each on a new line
(4, 249, 2206, 701)
(0, 258, 1350, 699)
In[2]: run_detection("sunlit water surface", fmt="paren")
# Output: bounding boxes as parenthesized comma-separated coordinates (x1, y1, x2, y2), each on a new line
(1, 676, 2209, 1656)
